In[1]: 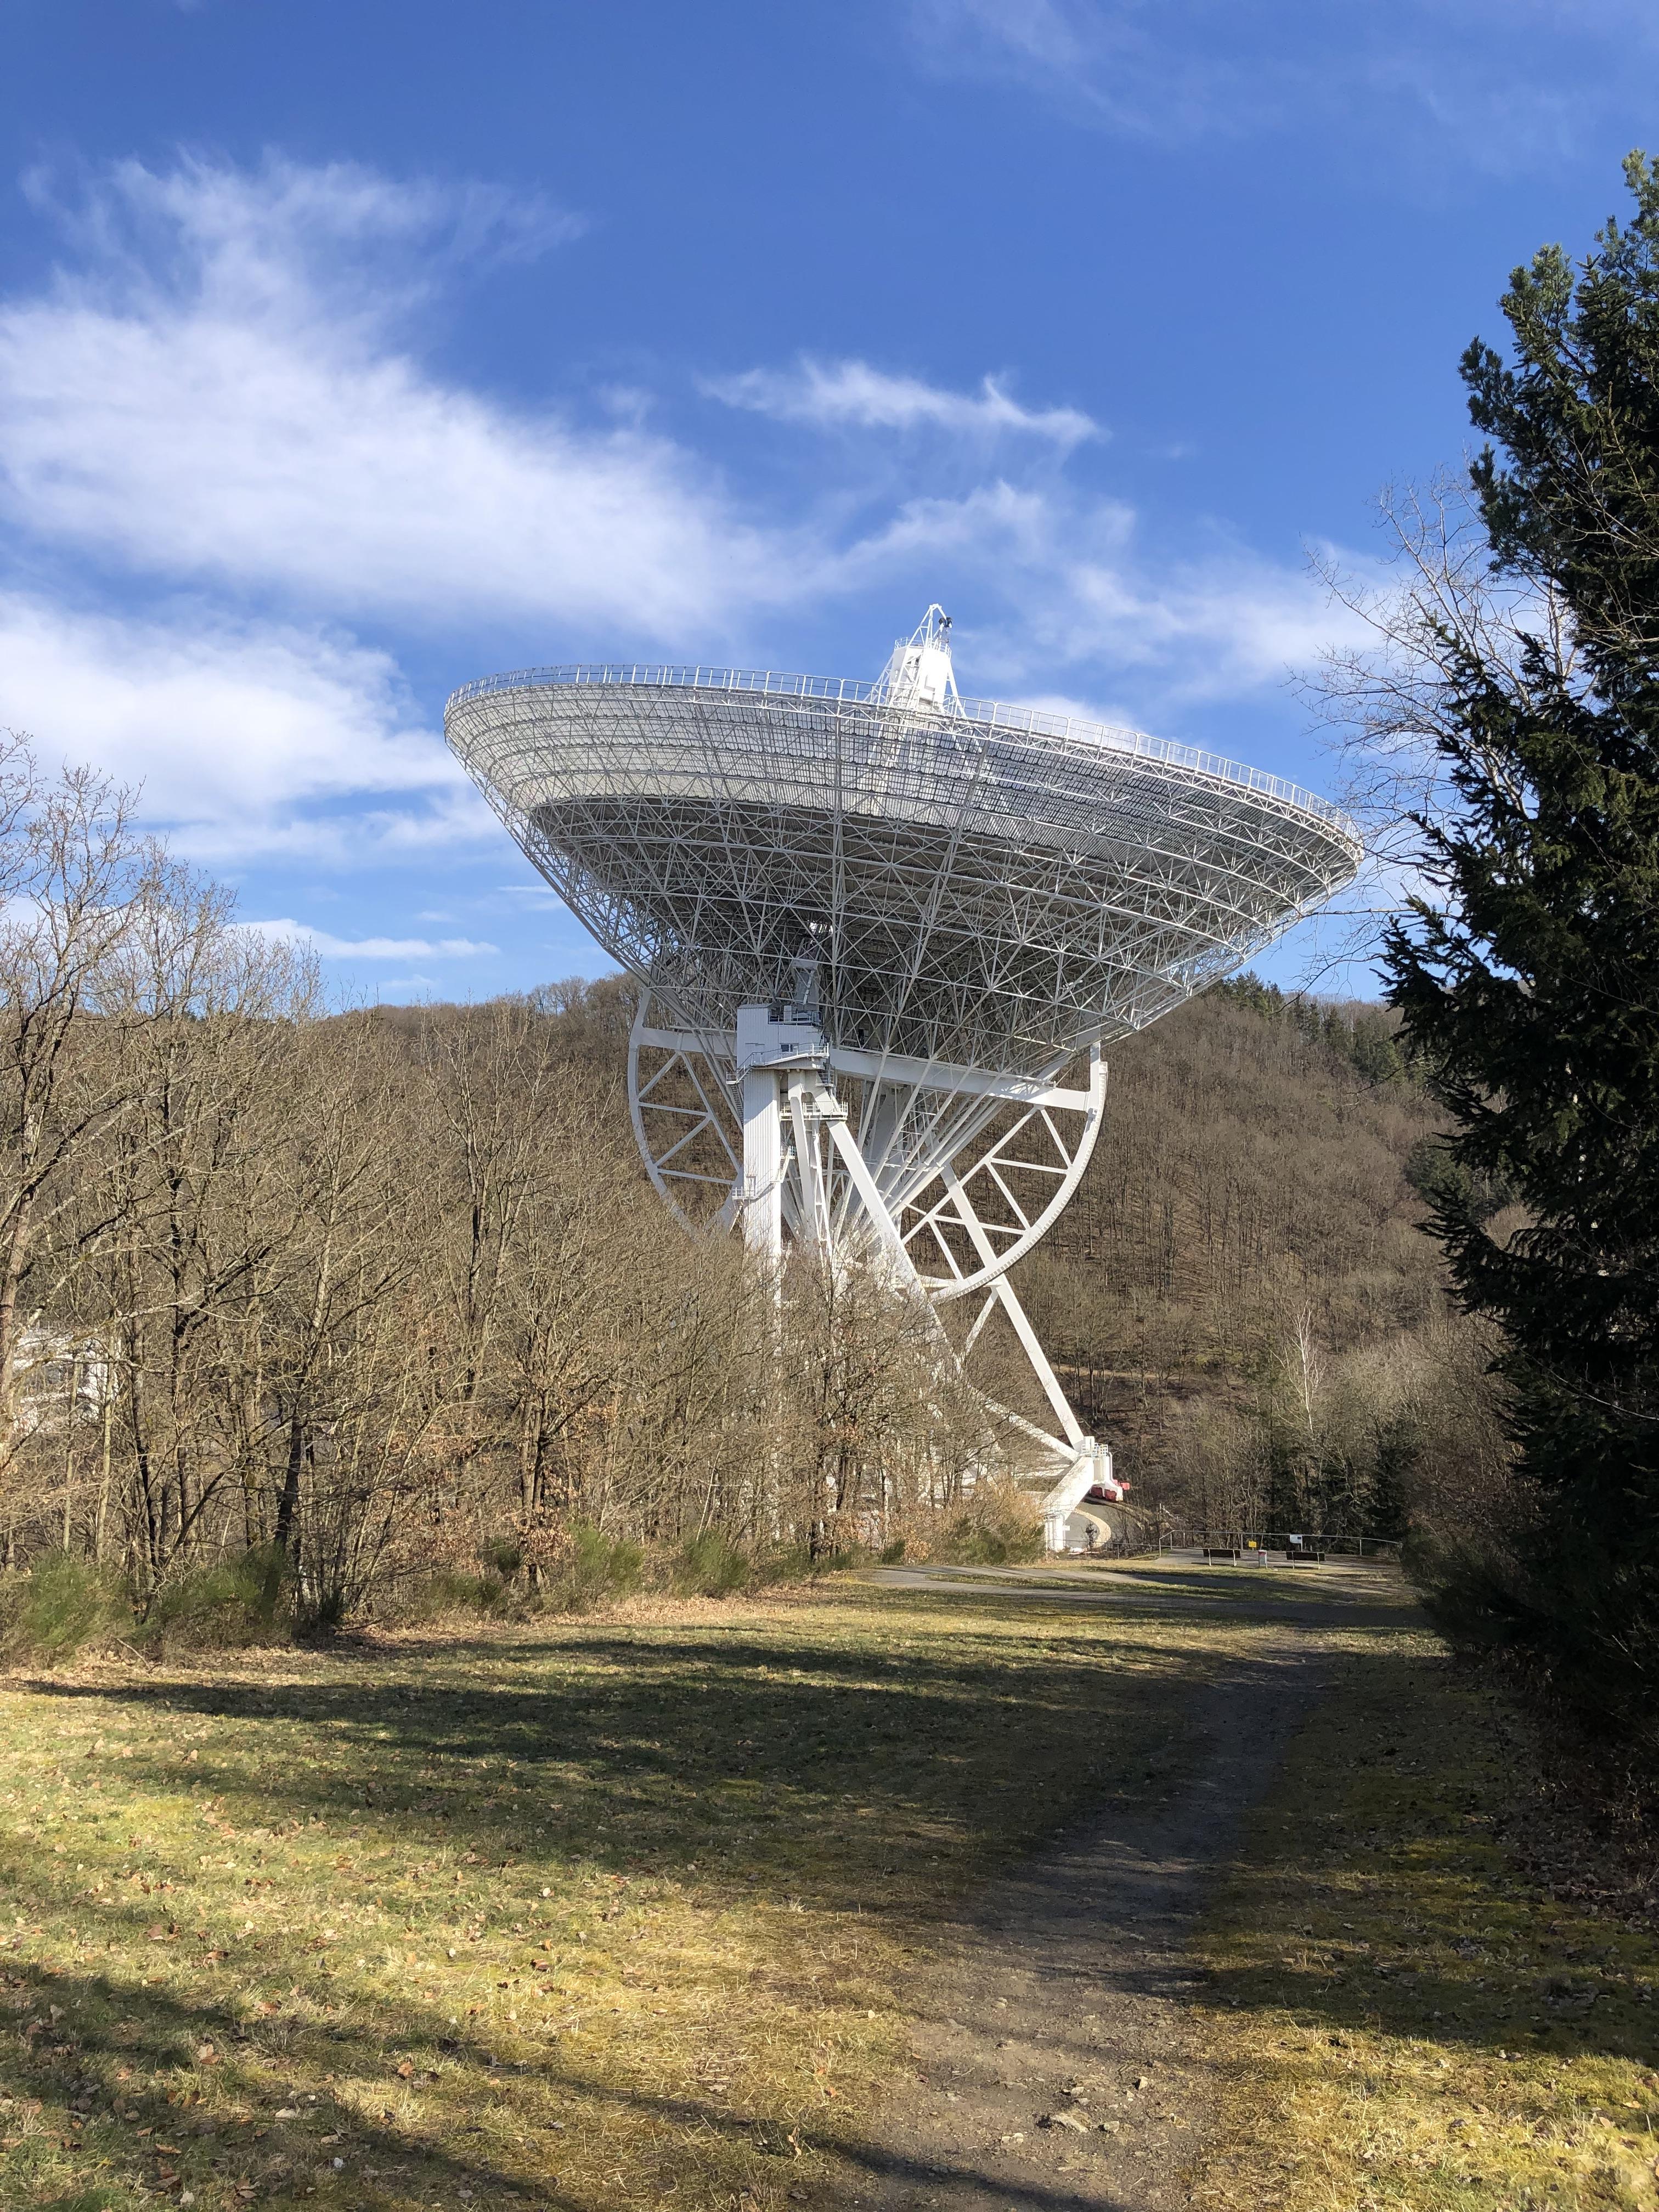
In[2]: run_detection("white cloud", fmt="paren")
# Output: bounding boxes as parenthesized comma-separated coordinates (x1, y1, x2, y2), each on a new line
(247, 919, 498, 960)
(0, 153, 1366, 713)
(0, 592, 498, 862)
(26, 152, 582, 305)
(707, 358, 1098, 448)
(828, 479, 1374, 707)
(0, 156, 787, 642)
(1059, 541, 1373, 697)
(0, 161, 1103, 656)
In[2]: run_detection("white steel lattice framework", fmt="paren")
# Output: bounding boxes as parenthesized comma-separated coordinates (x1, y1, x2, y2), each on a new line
(445, 610, 1363, 1546)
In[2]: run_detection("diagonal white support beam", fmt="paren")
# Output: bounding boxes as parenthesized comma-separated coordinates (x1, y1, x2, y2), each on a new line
(815, 1087, 930, 1296)
(980, 1393, 1073, 1462)
(941, 1156, 1085, 1451)
(787, 1071, 833, 1249)
(990, 1274, 1087, 1454)
(962, 1287, 998, 1358)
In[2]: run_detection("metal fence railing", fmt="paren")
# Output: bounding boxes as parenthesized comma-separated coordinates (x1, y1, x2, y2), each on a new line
(1153, 1530, 1402, 1561)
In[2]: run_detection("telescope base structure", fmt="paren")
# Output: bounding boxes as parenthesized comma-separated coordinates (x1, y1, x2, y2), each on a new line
(628, 992, 1120, 1550)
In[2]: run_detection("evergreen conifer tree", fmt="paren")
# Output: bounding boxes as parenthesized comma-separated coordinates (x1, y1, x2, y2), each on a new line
(1387, 154, 1659, 1742)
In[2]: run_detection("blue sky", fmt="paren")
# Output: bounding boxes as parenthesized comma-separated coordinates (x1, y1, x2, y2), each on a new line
(3, 1, 1655, 1001)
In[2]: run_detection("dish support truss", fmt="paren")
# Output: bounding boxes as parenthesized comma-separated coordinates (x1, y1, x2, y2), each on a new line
(629, 987, 1118, 1547)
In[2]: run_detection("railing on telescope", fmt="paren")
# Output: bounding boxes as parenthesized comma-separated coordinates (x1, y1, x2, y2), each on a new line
(444, 664, 1359, 833)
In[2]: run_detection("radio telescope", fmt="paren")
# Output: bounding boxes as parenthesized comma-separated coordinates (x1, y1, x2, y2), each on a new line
(446, 608, 1362, 1547)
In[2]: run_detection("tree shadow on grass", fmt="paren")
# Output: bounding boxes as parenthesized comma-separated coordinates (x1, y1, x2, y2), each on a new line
(732, 1633, 1658, 2209)
(0, 1654, 1291, 2212)
(0, 1614, 1252, 2207)
(21, 1624, 1244, 1920)
(1, 1943, 1185, 2212)
(0, 1942, 893, 2210)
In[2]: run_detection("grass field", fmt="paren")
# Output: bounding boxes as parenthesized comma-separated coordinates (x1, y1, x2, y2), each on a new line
(3, 1566, 1654, 2212)
(1192, 1629, 1659, 2211)
(0, 1579, 1262, 2212)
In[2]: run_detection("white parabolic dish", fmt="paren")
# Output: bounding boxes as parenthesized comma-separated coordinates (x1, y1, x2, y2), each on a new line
(445, 631, 1362, 1081)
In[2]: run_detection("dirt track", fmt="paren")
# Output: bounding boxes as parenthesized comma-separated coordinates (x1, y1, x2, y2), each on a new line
(826, 1562, 1402, 2209)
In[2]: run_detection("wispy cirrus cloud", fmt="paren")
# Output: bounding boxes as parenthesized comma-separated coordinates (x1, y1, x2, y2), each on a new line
(909, 0, 1659, 167)
(0, 155, 1354, 715)
(246, 918, 498, 960)
(705, 357, 1099, 449)
(26, 151, 583, 327)
(0, 591, 488, 861)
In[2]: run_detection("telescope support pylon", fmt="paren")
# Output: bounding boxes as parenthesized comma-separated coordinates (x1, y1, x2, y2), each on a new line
(637, 994, 1115, 1549)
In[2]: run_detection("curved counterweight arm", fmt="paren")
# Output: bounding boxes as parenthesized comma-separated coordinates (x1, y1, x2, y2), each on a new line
(903, 1045, 1106, 1300)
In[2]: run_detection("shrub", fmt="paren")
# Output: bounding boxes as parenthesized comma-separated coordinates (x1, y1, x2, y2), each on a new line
(139, 1543, 294, 1649)
(400, 1568, 513, 1621)
(546, 1524, 645, 1613)
(397, 1528, 645, 1622)
(0, 1553, 129, 1666)
(808, 1540, 872, 1572)
(671, 1528, 752, 1596)
(748, 1539, 814, 1586)
(934, 1486, 1045, 1566)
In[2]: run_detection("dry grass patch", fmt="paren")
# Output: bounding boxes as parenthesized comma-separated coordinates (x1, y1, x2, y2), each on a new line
(1193, 1629, 1659, 2211)
(0, 1581, 1246, 2211)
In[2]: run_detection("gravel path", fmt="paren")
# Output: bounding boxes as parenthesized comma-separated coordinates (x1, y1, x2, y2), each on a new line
(825, 1571, 1368, 2210)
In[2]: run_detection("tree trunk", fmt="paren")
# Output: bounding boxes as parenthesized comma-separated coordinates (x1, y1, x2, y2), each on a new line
(274, 1403, 305, 1557)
